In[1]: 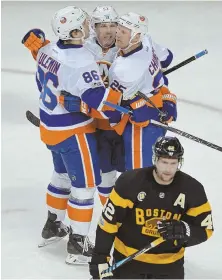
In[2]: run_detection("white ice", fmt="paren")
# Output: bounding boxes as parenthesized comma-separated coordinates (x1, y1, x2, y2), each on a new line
(1, 1, 222, 279)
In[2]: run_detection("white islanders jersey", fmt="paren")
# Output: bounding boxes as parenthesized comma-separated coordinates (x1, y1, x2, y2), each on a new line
(109, 43, 164, 100)
(36, 41, 104, 145)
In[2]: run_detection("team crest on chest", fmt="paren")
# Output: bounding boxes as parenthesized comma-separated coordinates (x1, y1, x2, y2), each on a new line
(137, 191, 146, 201)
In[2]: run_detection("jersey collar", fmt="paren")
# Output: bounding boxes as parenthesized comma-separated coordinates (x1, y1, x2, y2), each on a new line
(122, 43, 143, 57)
(57, 40, 83, 49)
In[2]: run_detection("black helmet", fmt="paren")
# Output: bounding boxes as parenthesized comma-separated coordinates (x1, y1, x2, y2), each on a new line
(153, 136, 184, 159)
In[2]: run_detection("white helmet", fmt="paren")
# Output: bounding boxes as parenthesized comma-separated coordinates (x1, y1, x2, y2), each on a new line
(118, 12, 148, 38)
(51, 6, 87, 40)
(91, 6, 119, 29)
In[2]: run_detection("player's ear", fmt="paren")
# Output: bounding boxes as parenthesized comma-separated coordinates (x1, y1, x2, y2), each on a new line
(132, 33, 141, 43)
(70, 29, 80, 38)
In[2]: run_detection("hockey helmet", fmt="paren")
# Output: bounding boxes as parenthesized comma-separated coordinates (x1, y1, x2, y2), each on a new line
(51, 6, 88, 40)
(118, 12, 148, 37)
(91, 6, 119, 29)
(153, 136, 184, 160)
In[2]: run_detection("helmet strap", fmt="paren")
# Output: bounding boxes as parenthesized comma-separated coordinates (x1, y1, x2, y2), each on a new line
(120, 31, 141, 52)
(69, 28, 86, 43)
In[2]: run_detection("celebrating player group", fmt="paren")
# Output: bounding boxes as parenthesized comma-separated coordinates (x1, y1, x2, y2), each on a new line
(22, 4, 213, 279)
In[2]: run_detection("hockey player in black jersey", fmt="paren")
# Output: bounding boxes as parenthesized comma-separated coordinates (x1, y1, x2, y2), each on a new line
(89, 136, 214, 279)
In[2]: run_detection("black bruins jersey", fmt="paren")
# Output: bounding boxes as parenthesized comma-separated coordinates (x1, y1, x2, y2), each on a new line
(93, 167, 213, 269)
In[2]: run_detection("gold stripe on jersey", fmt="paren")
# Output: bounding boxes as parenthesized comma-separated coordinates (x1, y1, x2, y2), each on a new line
(186, 201, 211, 217)
(99, 218, 122, 234)
(114, 237, 185, 264)
(109, 189, 134, 209)
(99, 219, 118, 234)
(206, 229, 213, 239)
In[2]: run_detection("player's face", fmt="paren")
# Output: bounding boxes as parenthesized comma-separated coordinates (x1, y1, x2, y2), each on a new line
(155, 157, 179, 183)
(115, 24, 131, 49)
(95, 22, 117, 48)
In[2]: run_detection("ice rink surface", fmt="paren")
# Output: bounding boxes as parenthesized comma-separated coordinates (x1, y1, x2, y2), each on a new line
(1, 1, 222, 279)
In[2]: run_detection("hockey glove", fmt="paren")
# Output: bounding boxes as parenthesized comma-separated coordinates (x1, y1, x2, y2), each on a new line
(89, 254, 113, 279)
(129, 95, 160, 123)
(161, 100, 177, 123)
(157, 219, 191, 243)
(22, 29, 46, 51)
(22, 29, 50, 59)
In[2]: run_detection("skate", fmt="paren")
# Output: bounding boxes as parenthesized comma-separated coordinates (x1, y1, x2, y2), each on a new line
(65, 229, 94, 265)
(38, 211, 69, 248)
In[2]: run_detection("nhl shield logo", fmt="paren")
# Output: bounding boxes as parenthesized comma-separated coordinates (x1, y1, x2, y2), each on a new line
(159, 192, 165, 198)
(137, 191, 146, 201)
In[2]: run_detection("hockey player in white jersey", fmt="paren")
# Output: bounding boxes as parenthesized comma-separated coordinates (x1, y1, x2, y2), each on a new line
(85, 6, 126, 206)
(109, 12, 177, 170)
(22, 6, 125, 207)
(86, 6, 119, 63)
(23, 6, 122, 265)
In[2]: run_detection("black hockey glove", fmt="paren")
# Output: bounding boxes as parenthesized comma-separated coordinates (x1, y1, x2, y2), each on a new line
(157, 219, 191, 242)
(89, 254, 113, 279)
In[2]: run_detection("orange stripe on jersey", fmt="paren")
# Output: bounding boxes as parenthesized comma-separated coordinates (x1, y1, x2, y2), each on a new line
(96, 119, 113, 130)
(113, 114, 130, 135)
(40, 121, 96, 145)
(130, 119, 150, 128)
(67, 204, 93, 222)
(99, 194, 108, 206)
(102, 89, 122, 111)
(76, 134, 95, 188)
(90, 108, 107, 119)
(133, 125, 142, 169)
(46, 193, 68, 210)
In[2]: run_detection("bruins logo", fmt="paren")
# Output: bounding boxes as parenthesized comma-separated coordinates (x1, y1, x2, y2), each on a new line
(141, 217, 162, 237)
(97, 60, 112, 87)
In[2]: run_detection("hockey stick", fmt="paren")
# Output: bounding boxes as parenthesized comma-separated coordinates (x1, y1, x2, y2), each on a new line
(103, 101, 222, 153)
(164, 49, 208, 75)
(134, 49, 208, 115)
(137, 90, 167, 119)
(101, 237, 165, 276)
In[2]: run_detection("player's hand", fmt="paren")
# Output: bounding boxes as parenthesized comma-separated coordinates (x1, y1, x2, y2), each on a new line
(22, 29, 46, 52)
(89, 254, 113, 279)
(157, 219, 191, 241)
(161, 101, 177, 123)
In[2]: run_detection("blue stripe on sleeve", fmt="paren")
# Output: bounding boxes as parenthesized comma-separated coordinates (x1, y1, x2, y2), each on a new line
(81, 86, 106, 110)
(40, 109, 91, 127)
(160, 49, 173, 68)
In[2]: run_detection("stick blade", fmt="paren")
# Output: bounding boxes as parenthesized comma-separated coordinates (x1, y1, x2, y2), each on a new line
(26, 110, 40, 127)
